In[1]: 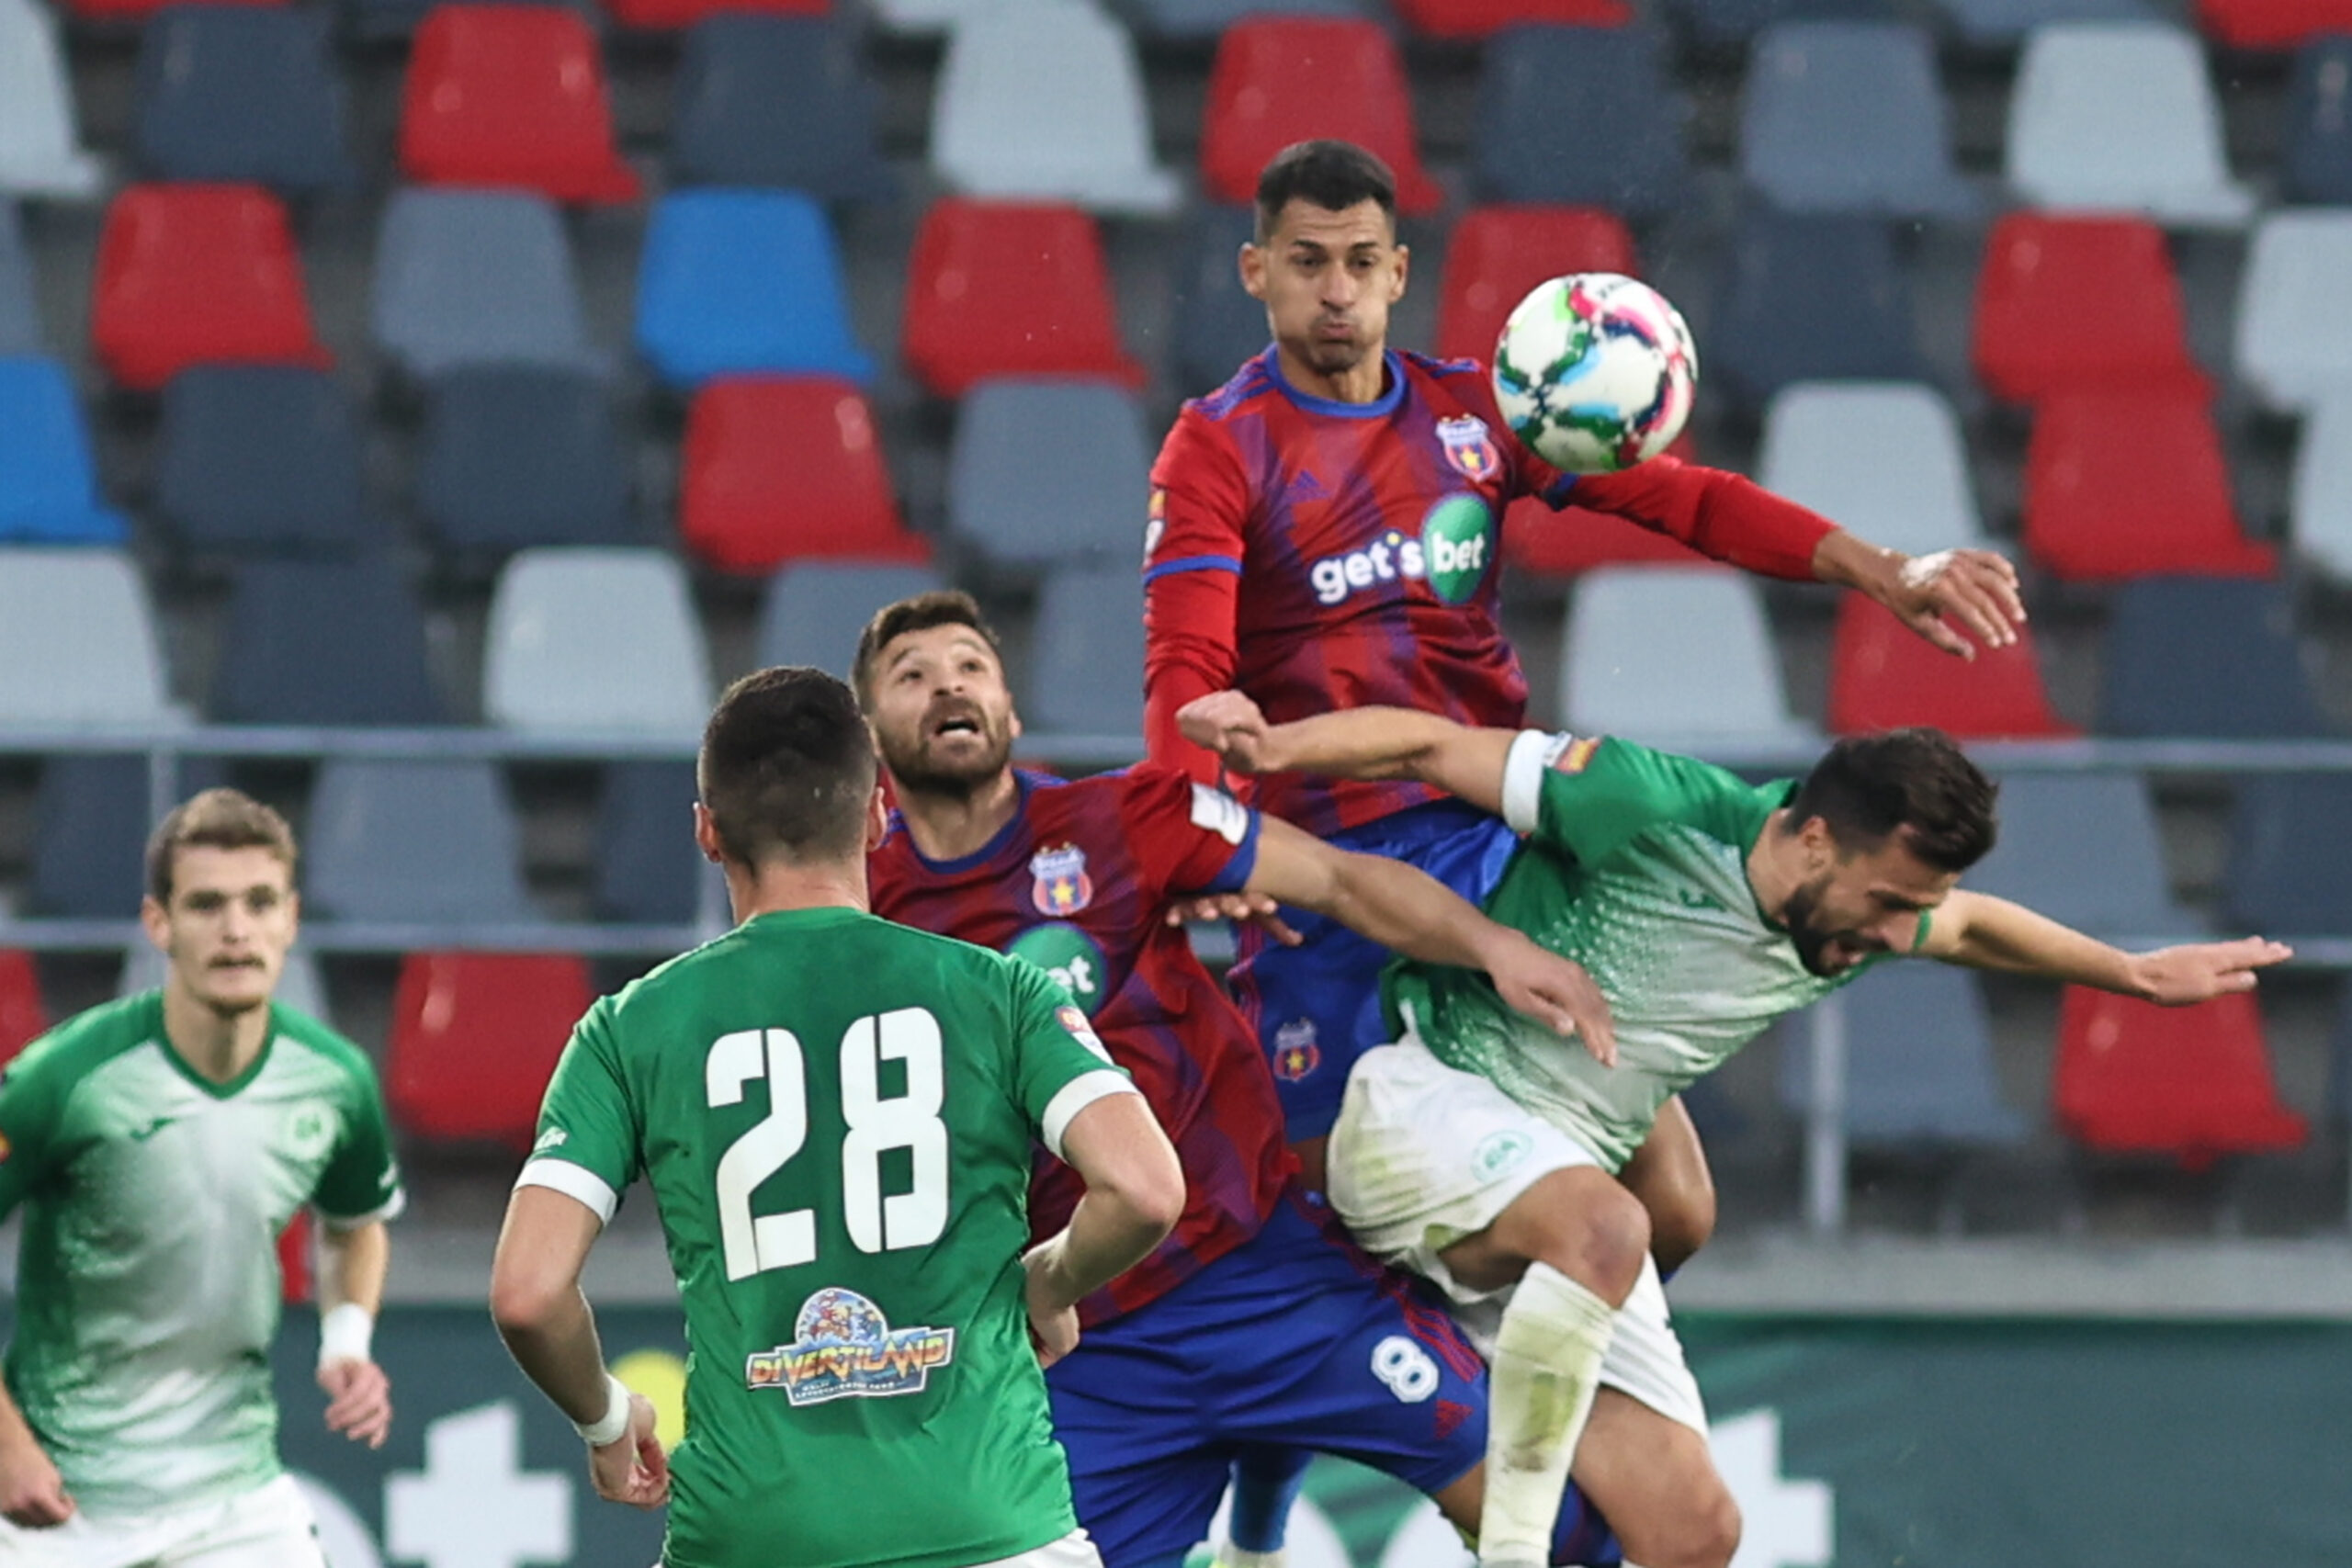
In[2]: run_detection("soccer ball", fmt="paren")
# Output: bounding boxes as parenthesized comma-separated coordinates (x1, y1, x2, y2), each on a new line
(1491, 273, 1698, 475)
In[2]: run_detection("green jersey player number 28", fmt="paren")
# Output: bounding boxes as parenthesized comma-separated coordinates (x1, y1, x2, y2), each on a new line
(492, 667, 1183, 1568)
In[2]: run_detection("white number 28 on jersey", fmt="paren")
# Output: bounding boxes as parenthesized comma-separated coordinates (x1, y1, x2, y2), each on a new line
(707, 1008, 949, 1281)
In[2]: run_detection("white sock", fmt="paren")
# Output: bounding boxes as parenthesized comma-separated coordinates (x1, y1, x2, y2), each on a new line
(1477, 1262, 1617, 1568)
(1215, 1550, 1284, 1568)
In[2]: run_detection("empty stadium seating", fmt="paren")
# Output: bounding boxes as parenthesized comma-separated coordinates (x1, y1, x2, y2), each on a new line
(2225, 774, 2352, 933)
(1739, 22, 1978, 218)
(2234, 209, 2352, 412)
(2053, 988, 2306, 1168)
(1756, 382, 1988, 557)
(1972, 214, 2208, 405)
(415, 367, 634, 558)
(1199, 19, 1442, 214)
(305, 760, 535, 926)
(483, 549, 712, 736)
(93, 185, 330, 392)
(678, 378, 928, 575)
(0, 206, 38, 357)
(946, 380, 1152, 572)
(635, 190, 874, 390)
(133, 9, 353, 195)
(1827, 597, 2071, 738)
(756, 561, 946, 674)
(0, 549, 179, 729)
(0, 357, 127, 544)
(2007, 21, 2254, 225)
(153, 367, 375, 556)
(372, 188, 601, 383)
(2022, 390, 2277, 580)
(1435, 207, 1639, 366)
(0, 0, 104, 199)
(900, 199, 1141, 397)
(1964, 772, 2206, 938)
(398, 7, 639, 204)
(1779, 964, 2029, 1147)
(2098, 577, 2330, 739)
(2282, 35, 2352, 204)
(1710, 209, 1924, 414)
(0, 951, 47, 1068)
(2292, 397, 2352, 581)
(388, 953, 592, 1147)
(670, 17, 889, 202)
(1472, 25, 1690, 219)
(211, 558, 447, 726)
(1560, 567, 1816, 744)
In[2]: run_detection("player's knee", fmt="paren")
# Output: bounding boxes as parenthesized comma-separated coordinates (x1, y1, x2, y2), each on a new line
(1657, 1475, 1742, 1568)
(1521, 1180, 1649, 1304)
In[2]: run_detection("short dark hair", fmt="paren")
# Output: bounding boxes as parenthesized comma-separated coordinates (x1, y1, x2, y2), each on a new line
(699, 667, 878, 867)
(851, 590, 1003, 708)
(1254, 140, 1398, 243)
(1785, 728, 1998, 874)
(146, 788, 299, 904)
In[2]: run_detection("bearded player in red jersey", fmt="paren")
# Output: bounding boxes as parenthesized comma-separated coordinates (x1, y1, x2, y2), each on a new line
(1143, 140, 2029, 1565)
(856, 592, 1626, 1568)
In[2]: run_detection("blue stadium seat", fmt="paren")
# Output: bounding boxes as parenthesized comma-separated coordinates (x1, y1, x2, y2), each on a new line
(1968, 772, 2205, 939)
(672, 17, 891, 202)
(1780, 964, 2028, 1146)
(594, 761, 710, 926)
(1710, 209, 1924, 416)
(1170, 205, 1269, 399)
(133, 8, 352, 195)
(1739, 23, 1977, 219)
(755, 561, 945, 675)
(306, 760, 536, 925)
(946, 380, 1151, 572)
(2098, 577, 2330, 739)
(372, 188, 602, 385)
(154, 367, 376, 556)
(1472, 26, 1690, 220)
(2223, 775, 2352, 935)
(211, 558, 447, 726)
(1027, 564, 1143, 738)
(635, 189, 874, 391)
(415, 367, 633, 558)
(0, 358, 126, 545)
(2285, 36, 2352, 206)
(0, 203, 42, 355)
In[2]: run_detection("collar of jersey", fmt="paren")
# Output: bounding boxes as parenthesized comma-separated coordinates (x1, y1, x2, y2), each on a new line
(894, 769, 1061, 874)
(141, 990, 281, 1100)
(1263, 345, 1406, 421)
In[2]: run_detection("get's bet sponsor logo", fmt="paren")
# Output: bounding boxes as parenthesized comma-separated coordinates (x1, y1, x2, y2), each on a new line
(1306, 495, 1495, 608)
(1009, 922, 1111, 1019)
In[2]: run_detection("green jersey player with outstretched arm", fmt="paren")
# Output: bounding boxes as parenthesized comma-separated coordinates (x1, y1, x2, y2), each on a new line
(491, 667, 1183, 1568)
(1181, 690, 2290, 1568)
(0, 790, 403, 1568)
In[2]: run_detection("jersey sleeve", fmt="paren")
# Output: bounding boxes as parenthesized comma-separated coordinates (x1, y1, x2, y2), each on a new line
(1546, 457, 1837, 581)
(1144, 412, 1251, 785)
(1116, 767, 1261, 899)
(1501, 731, 1769, 865)
(1003, 956, 1136, 1162)
(311, 1054, 404, 1229)
(514, 998, 639, 1225)
(0, 1042, 67, 1224)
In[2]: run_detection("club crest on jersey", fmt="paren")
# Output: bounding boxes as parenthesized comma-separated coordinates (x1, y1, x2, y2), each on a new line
(1436, 415, 1499, 481)
(1547, 735, 1602, 775)
(1030, 844, 1093, 916)
(1272, 1018, 1321, 1081)
(746, 1288, 956, 1406)
(1144, 488, 1167, 564)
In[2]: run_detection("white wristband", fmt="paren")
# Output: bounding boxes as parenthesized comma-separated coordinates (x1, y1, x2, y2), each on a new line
(574, 1372, 633, 1448)
(318, 1303, 374, 1369)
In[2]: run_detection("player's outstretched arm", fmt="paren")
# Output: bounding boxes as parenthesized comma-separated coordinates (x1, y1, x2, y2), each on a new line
(491, 1187, 670, 1511)
(1175, 694, 1516, 815)
(1024, 1093, 1183, 1368)
(1241, 815, 1617, 1066)
(1814, 536, 2026, 661)
(0, 1379, 73, 1529)
(315, 1218, 394, 1450)
(1918, 890, 2293, 1004)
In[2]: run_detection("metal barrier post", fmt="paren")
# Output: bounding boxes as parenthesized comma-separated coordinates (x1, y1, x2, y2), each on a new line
(1804, 991, 1849, 1235)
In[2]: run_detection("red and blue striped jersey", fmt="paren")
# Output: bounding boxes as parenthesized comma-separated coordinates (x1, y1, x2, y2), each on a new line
(1144, 346, 1837, 837)
(867, 765, 1295, 1326)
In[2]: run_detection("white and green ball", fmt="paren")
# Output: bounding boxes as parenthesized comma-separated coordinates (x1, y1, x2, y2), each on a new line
(1491, 272, 1698, 475)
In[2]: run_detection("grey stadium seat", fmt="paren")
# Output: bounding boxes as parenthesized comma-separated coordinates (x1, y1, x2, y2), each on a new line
(305, 760, 535, 924)
(1025, 564, 1144, 738)
(1966, 772, 2205, 939)
(947, 380, 1152, 572)
(755, 562, 946, 676)
(372, 188, 601, 385)
(1780, 964, 2028, 1146)
(1738, 23, 1977, 220)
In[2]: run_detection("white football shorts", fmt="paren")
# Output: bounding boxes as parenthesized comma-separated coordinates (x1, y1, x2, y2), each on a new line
(0, 1472, 326, 1568)
(1327, 1034, 1709, 1436)
(967, 1530, 1103, 1568)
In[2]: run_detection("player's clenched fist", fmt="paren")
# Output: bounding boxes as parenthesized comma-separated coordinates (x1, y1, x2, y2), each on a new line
(1175, 692, 1283, 774)
(588, 1393, 670, 1511)
(0, 1438, 75, 1529)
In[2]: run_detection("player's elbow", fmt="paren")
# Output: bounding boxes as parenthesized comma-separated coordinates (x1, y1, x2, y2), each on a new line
(1116, 1134, 1187, 1244)
(488, 1259, 571, 1341)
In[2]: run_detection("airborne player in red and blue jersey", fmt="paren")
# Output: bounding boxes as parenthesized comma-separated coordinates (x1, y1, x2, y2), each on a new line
(856, 592, 1624, 1568)
(1145, 141, 2030, 1191)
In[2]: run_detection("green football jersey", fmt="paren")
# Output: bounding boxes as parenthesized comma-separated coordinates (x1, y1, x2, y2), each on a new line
(518, 906, 1136, 1568)
(0, 992, 403, 1517)
(1385, 733, 1914, 1172)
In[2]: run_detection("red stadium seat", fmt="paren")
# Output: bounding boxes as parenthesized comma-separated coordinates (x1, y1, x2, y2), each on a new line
(92, 184, 329, 392)
(1826, 595, 2072, 739)
(398, 7, 639, 204)
(900, 199, 1143, 398)
(1972, 214, 2206, 407)
(1435, 205, 1639, 365)
(1393, 0, 1630, 37)
(606, 0, 824, 27)
(2053, 987, 2307, 1170)
(2022, 389, 2276, 581)
(1200, 20, 1443, 214)
(387, 953, 592, 1149)
(0, 951, 48, 1070)
(277, 1209, 312, 1305)
(681, 377, 932, 575)
(2194, 0, 2352, 48)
